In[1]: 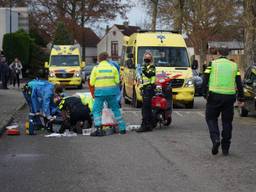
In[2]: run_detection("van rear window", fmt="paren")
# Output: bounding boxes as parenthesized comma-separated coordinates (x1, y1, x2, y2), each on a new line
(138, 47, 190, 67)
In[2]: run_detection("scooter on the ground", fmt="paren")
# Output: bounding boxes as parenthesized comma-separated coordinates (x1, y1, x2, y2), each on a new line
(151, 73, 182, 128)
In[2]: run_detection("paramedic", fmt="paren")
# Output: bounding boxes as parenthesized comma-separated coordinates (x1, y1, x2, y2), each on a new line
(90, 52, 126, 135)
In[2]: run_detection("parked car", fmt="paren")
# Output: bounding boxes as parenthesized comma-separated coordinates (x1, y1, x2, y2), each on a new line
(82, 63, 96, 82)
(192, 70, 203, 96)
(239, 65, 256, 117)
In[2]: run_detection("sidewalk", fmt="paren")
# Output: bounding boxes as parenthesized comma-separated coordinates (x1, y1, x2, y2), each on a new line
(0, 86, 26, 135)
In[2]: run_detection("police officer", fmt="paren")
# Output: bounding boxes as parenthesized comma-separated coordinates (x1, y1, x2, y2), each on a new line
(57, 96, 92, 133)
(202, 47, 244, 156)
(136, 51, 156, 132)
(90, 52, 126, 135)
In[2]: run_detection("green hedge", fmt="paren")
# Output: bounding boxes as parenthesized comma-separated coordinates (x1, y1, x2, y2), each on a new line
(2, 29, 32, 72)
(2, 29, 49, 78)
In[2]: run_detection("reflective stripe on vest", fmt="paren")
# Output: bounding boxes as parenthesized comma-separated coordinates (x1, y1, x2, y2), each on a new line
(92, 61, 119, 88)
(58, 96, 71, 110)
(95, 76, 115, 80)
(209, 58, 238, 95)
(58, 100, 65, 110)
(142, 64, 156, 86)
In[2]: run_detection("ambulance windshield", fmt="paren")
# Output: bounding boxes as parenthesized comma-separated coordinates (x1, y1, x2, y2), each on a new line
(50, 55, 79, 66)
(138, 47, 190, 67)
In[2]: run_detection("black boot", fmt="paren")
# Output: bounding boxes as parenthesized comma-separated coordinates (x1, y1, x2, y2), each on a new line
(90, 127, 105, 137)
(136, 124, 152, 133)
(222, 145, 230, 156)
(221, 140, 230, 156)
(212, 141, 220, 155)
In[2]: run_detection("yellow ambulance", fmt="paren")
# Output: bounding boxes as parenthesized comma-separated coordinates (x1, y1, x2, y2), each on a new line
(121, 31, 195, 108)
(45, 45, 85, 89)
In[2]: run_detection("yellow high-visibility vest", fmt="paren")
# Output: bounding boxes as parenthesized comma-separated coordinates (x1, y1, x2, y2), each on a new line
(90, 60, 120, 96)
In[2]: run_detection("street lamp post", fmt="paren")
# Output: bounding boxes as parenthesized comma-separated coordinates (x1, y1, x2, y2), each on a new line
(9, 0, 12, 34)
(9, 0, 13, 61)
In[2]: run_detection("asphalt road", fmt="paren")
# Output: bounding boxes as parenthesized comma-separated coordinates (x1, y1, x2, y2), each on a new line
(0, 86, 256, 192)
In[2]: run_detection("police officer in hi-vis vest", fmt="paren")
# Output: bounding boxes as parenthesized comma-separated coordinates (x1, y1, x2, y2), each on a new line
(202, 47, 244, 156)
(136, 51, 156, 132)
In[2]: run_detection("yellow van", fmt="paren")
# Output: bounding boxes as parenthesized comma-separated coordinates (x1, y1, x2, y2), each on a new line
(121, 31, 195, 108)
(45, 45, 85, 89)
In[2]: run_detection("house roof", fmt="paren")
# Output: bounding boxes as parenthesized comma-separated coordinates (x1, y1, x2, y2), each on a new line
(208, 41, 244, 50)
(74, 27, 100, 47)
(114, 24, 141, 36)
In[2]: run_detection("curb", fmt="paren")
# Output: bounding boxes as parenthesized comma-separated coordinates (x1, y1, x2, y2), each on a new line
(0, 101, 26, 136)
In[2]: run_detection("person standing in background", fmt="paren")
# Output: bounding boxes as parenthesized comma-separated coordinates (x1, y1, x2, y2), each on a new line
(0, 54, 3, 83)
(9, 58, 23, 88)
(0, 57, 9, 89)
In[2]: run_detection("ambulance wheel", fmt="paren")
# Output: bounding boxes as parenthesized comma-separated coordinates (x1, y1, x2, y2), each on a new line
(123, 85, 131, 104)
(185, 100, 194, 109)
(132, 89, 142, 108)
(239, 107, 248, 117)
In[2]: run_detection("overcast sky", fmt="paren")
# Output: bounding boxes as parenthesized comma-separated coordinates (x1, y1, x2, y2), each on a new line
(104, 1, 169, 31)
(106, 0, 149, 27)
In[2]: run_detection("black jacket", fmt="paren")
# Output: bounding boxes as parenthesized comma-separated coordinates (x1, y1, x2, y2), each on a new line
(61, 97, 86, 113)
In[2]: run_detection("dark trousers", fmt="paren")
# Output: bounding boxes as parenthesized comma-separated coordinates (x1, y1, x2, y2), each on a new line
(206, 93, 236, 150)
(141, 85, 155, 129)
(12, 73, 20, 87)
(1, 74, 8, 89)
(60, 107, 92, 133)
(70, 107, 92, 127)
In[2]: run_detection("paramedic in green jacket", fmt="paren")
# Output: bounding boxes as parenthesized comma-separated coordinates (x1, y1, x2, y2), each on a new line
(202, 47, 244, 156)
(90, 52, 126, 135)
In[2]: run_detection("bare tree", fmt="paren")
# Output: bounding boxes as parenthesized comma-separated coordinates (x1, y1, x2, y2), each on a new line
(157, 0, 240, 69)
(244, 0, 256, 67)
(141, 0, 159, 31)
(158, 0, 184, 32)
(151, 0, 159, 31)
(0, 0, 27, 6)
(29, 0, 131, 39)
(136, 18, 152, 30)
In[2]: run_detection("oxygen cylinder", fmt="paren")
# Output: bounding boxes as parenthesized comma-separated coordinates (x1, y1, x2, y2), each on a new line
(25, 120, 29, 135)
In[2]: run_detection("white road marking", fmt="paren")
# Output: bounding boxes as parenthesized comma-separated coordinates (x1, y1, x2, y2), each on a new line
(175, 111, 184, 117)
(132, 111, 139, 115)
(197, 112, 205, 117)
(123, 109, 206, 119)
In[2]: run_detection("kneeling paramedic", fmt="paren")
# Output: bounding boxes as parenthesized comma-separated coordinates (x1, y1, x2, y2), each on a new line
(90, 52, 126, 135)
(57, 96, 92, 134)
(136, 51, 156, 132)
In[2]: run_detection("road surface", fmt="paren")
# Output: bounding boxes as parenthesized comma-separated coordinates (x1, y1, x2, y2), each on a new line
(0, 86, 256, 192)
